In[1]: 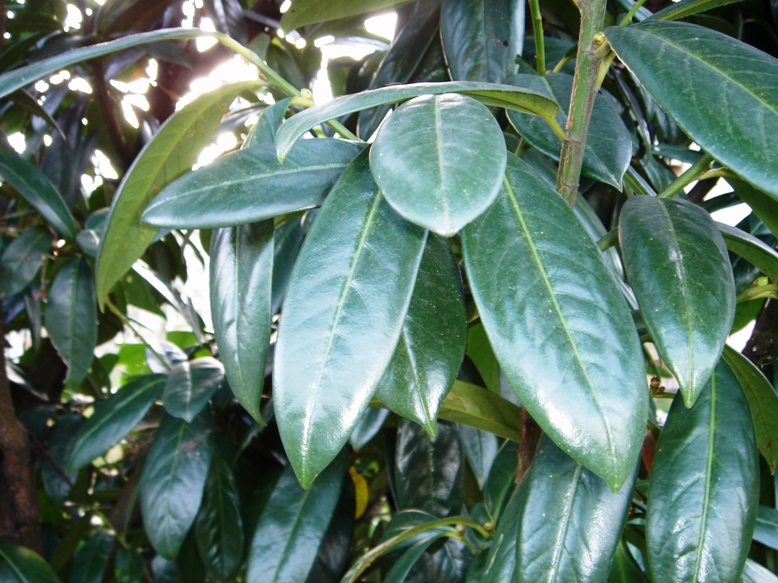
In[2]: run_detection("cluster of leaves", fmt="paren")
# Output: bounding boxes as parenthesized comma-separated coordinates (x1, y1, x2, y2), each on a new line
(4, 0, 778, 581)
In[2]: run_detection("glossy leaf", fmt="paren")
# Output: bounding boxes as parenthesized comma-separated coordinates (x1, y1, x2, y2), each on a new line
(370, 94, 506, 236)
(385, 537, 444, 583)
(274, 152, 427, 487)
(0, 227, 51, 296)
(280, 0, 413, 30)
(744, 559, 778, 583)
(507, 73, 632, 188)
(142, 140, 364, 229)
(66, 374, 166, 471)
(244, 98, 291, 148)
(375, 235, 467, 433)
(163, 357, 224, 422)
(276, 81, 559, 162)
(608, 541, 649, 583)
(0, 544, 61, 583)
(44, 258, 97, 386)
(436, 380, 521, 442)
(41, 411, 81, 503)
(96, 81, 261, 303)
(210, 222, 272, 424)
(754, 505, 778, 549)
(140, 410, 213, 560)
(70, 532, 114, 583)
(350, 408, 390, 451)
(305, 476, 355, 583)
(723, 346, 778, 473)
(441, 0, 522, 83)
(459, 425, 498, 489)
(246, 451, 347, 583)
(0, 154, 78, 239)
(729, 178, 778, 239)
(619, 195, 734, 406)
(646, 0, 741, 21)
(462, 154, 647, 490)
(482, 486, 520, 583)
(605, 22, 778, 201)
(272, 216, 307, 315)
(466, 323, 500, 394)
(514, 435, 637, 582)
(718, 222, 778, 283)
(483, 441, 518, 520)
(646, 360, 759, 583)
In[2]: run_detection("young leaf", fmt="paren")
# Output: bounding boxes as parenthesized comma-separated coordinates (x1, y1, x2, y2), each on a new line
(370, 93, 507, 236)
(163, 357, 224, 423)
(436, 380, 521, 442)
(718, 222, 778, 283)
(0, 227, 51, 297)
(70, 532, 114, 583)
(605, 22, 778, 201)
(375, 235, 467, 434)
(646, 360, 759, 583)
(66, 374, 166, 471)
(462, 154, 647, 491)
(273, 151, 427, 487)
(0, 544, 61, 583)
(140, 410, 213, 560)
(619, 196, 735, 407)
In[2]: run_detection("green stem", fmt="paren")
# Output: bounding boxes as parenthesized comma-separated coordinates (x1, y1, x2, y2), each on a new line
(619, 0, 648, 26)
(552, 46, 577, 73)
(597, 228, 618, 251)
(528, 0, 546, 75)
(657, 152, 714, 199)
(737, 284, 778, 303)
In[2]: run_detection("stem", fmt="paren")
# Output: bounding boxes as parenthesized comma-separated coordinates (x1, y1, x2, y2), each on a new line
(657, 153, 714, 199)
(556, 0, 609, 206)
(528, 0, 546, 75)
(737, 284, 778, 303)
(597, 228, 618, 251)
(619, 0, 648, 26)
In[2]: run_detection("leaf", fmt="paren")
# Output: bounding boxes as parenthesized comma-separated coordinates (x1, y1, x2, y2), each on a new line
(96, 81, 262, 304)
(754, 505, 778, 550)
(459, 425, 498, 489)
(350, 407, 390, 451)
(163, 357, 225, 422)
(619, 195, 735, 406)
(436, 381, 521, 442)
(142, 140, 364, 229)
(646, 359, 759, 583)
(0, 227, 51, 296)
(462, 153, 647, 491)
(507, 73, 632, 188)
(608, 540, 649, 583)
(744, 559, 778, 583)
(466, 323, 500, 394)
(246, 451, 347, 583)
(115, 548, 144, 583)
(483, 441, 518, 520)
(605, 22, 778, 201)
(66, 374, 165, 471)
(0, 154, 78, 239)
(718, 222, 778, 283)
(140, 410, 213, 560)
(273, 151, 427, 487)
(515, 436, 638, 581)
(729, 178, 778, 239)
(70, 532, 114, 583)
(0, 544, 61, 583)
(244, 98, 292, 148)
(441, 0, 523, 83)
(375, 235, 467, 434)
(280, 0, 413, 30)
(44, 258, 97, 386)
(722, 346, 778, 473)
(646, 0, 741, 21)
(41, 411, 81, 503)
(385, 537, 446, 583)
(305, 475, 356, 583)
(209, 222, 272, 424)
(276, 81, 559, 162)
(272, 215, 307, 315)
(370, 94, 506, 236)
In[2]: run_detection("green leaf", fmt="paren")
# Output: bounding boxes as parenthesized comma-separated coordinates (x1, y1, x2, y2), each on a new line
(66, 374, 166, 471)
(163, 357, 224, 423)
(646, 359, 759, 583)
(608, 540, 649, 583)
(462, 154, 647, 490)
(280, 0, 413, 30)
(466, 323, 501, 394)
(514, 435, 637, 581)
(272, 216, 307, 315)
(605, 22, 778, 201)
(722, 346, 778, 473)
(70, 532, 114, 583)
(44, 258, 97, 386)
(41, 411, 81, 502)
(115, 548, 144, 583)
(0, 544, 61, 583)
(646, 0, 741, 21)
(459, 425, 498, 489)
(244, 98, 292, 148)
(274, 151, 427, 487)
(744, 559, 778, 583)
(619, 195, 735, 407)
(350, 408, 390, 451)
(305, 476, 355, 583)
(482, 486, 520, 583)
(729, 178, 778, 239)
(507, 73, 632, 189)
(95, 81, 262, 304)
(483, 441, 518, 520)
(209, 222, 272, 424)
(718, 222, 778, 283)
(276, 81, 559, 162)
(246, 450, 347, 582)
(195, 436, 244, 581)
(385, 537, 445, 583)
(140, 410, 213, 560)
(436, 380, 521, 442)
(0, 227, 51, 296)
(754, 505, 778, 550)
(142, 140, 364, 229)
(370, 94, 506, 236)
(0, 154, 78, 239)
(375, 235, 467, 434)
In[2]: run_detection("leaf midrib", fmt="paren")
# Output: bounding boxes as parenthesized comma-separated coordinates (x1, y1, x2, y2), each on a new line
(692, 372, 717, 580)
(546, 464, 584, 583)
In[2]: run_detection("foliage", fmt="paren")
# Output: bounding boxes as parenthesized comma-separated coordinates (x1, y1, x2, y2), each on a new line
(2, 0, 778, 581)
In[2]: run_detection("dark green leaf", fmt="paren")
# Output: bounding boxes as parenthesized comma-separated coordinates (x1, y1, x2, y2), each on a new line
(115, 548, 144, 583)
(281, 0, 413, 30)
(210, 222, 272, 424)
(276, 81, 559, 162)
(304, 475, 355, 583)
(274, 152, 427, 487)
(45, 258, 96, 386)
(514, 435, 637, 581)
(385, 537, 444, 583)
(646, 360, 759, 582)
(483, 440, 518, 520)
(140, 410, 213, 560)
(0, 154, 78, 239)
(272, 215, 306, 315)
(244, 98, 292, 148)
(619, 195, 735, 406)
(646, 0, 741, 21)
(754, 505, 778, 549)
(66, 374, 166, 471)
(350, 407, 389, 451)
(605, 22, 778, 201)
(0, 227, 51, 296)
(718, 222, 778, 283)
(142, 140, 364, 229)
(41, 411, 81, 502)
(729, 178, 778, 239)
(436, 381, 521, 442)
(163, 357, 224, 422)
(70, 532, 114, 583)
(246, 450, 347, 582)
(462, 154, 647, 490)
(608, 540, 649, 583)
(0, 544, 61, 583)
(376, 235, 466, 433)
(743, 559, 778, 582)
(459, 425, 498, 489)
(370, 94, 506, 236)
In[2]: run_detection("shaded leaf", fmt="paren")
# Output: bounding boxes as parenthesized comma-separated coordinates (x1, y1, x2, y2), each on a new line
(459, 425, 498, 489)
(163, 358, 224, 422)
(281, 0, 413, 30)
(115, 548, 144, 583)
(754, 505, 778, 550)
(743, 559, 778, 583)
(718, 222, 778, 283)
(70, 532, 114, 583)
(0, 544, 61, 583)
(483, 440, 518, 520)
(466, 323, 500, 394)
(729, 178, 778, 239)
(244, 98, 292, 148)
(436, 381, 521, 442)
(482, 488, 519, 583)
(41, 411, 81, 502)
(608, 540, 649, 582)
(385, 537, 444, 583)
(350, 407, 389, 451)
(646, 0, 741, 21)
(0, 227, 51, 296)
